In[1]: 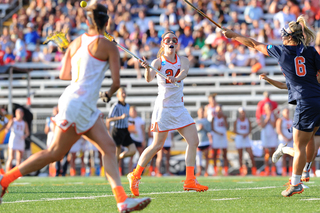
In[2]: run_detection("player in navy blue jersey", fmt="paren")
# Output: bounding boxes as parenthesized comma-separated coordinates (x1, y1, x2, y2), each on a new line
(223, 15, 319, 197)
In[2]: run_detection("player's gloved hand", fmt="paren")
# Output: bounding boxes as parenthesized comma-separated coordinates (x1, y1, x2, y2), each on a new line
(99, 91, 111, 103)
(43, 29, 70, 51)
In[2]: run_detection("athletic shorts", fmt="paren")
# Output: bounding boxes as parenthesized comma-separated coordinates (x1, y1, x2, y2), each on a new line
(163, 146, 170, 151)
(293, 98, 320, 132)
(112, 128, 134, 147)
(234, 135, 251, 149)
(133, 140, 142, 148)
(198, 145, 210, 151)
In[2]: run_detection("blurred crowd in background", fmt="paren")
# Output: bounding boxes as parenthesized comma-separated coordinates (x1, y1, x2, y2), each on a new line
(1, 0, 320, 77)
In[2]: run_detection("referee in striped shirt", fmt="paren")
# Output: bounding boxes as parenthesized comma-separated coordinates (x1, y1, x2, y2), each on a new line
(106, 87, 137, 160)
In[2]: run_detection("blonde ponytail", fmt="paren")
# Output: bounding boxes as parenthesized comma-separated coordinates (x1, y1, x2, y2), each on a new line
(288, 15, 316, 47)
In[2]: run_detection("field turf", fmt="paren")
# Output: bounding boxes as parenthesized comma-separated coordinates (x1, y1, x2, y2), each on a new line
(1, 176, 320, 212)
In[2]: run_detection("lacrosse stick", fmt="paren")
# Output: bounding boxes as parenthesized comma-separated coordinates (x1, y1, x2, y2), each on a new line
(43, 29, 70, 50)
(104, 32, 180, 87)
(183, 0, 222, 29)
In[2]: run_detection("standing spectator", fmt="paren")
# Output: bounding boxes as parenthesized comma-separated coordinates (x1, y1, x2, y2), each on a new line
(195, 107, 212, 177)
(259, 103, 278, 176)
(211, 105, 229, 176)
(24, 22, 40, 45)
(287, 0, 300, 19)
(244, 0, 264, 24)
(106, 88, 137, 161)
(255, 91, 278, 121)
(5, 108, 29, 172)
(233, 107, 257, 176)
(205, 93, 218, 123)
(273, 5, 296, 29)
(128, 106, 146, 173)
(276, 108, 293, 176)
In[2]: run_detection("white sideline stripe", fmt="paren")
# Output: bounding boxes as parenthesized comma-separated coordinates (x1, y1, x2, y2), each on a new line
(2, 186, 281, 204)
(301, 198, 320, 201)
(212, 198, 240, 201)
(237, 182, 253, 184)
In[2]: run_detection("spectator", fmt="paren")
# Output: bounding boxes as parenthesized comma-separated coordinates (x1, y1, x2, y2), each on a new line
(32, 44, 41, 63)
(39, 46, 53, 63)
(135, 10, 149, 34)
(159, 2, 178, 26)
(273, 5, 296, 29)
(3, 46, 15, 64)
(12, 32, 27, 62)
(193, 28, 206, 50)
(185, 46, 198, 68)
(130, 0, 147, 18)
(117, 12, 135, 34)
(276, 108, 293, 176)
(263, 23, 275, 40)
(42, 14, 55, 38)
(259, 102, 278, 176)
(0, 44, 4, 65)
(128, 106, 146, 173)
(211, 44, 226, 69)
(235, 45, 250, 67)
(273, 19, 282, 39)
(211, 105, 229, 176)
(287, 0, 300, 19)
(233, 107, 257, 176)
(244, 0, 264, 23)
(10, 14, 23, 33)
(225, 44, 237, 68)
(211, 29, 228, 49)
(255, 91, 278, 121)
(24, 22, 40, 45)
(54, 48, 65, 62)
(179, 26, 194, 49)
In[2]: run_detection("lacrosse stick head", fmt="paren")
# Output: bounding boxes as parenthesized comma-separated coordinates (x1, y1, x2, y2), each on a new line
(104, 32, 114, 42)
(43, 29, 70, 50)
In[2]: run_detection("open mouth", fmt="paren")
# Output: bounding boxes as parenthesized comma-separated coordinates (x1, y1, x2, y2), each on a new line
(169, 45, 174, 49)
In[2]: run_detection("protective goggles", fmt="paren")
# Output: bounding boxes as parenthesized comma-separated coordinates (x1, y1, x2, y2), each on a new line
(163, 37, 178, 44)
(280, 27, 291, 37)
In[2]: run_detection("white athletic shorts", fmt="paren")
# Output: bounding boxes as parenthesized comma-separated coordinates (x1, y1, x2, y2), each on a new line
(8, 134, 25, 151)
(261, 131, 278, 148)
(212, 132, 228, 149)
(46, 131, 54, 148)
(234, 135, 251, 149)
(151, 106, 194, 132)
(278, 139, 293, 148)
(53, 97, 101, 134)
(70, 138, 87, 153)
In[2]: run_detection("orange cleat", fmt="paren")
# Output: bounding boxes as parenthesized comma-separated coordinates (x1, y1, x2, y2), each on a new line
(81, 167, 86, 177)
(127, 171, 141, 196)
(204, 172, 208, 177)
(183, 179, 208, 192)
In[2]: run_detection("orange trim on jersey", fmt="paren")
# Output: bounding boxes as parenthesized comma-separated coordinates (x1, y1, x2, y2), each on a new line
(85, 33, 100, 37)
(163, 54, 177, 64)
(151, 122, 195, 132)
(50, 114, 104, 135)
(264, 45, 270, 57)
(70, 36, 82, 58)
(87, 38, 108, 62)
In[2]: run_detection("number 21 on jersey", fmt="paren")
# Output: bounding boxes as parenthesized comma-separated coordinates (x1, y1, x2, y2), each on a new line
(294, 56, 306, 77)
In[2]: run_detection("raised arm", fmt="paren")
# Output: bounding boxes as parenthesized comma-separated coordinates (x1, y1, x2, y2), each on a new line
(222, 28, 269, 56)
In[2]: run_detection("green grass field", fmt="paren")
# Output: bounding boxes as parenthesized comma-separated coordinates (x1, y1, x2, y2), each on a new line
(1, 176, 320, 213)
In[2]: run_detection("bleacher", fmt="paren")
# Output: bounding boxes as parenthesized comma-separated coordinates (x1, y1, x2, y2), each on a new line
(1, 62, 289, 136)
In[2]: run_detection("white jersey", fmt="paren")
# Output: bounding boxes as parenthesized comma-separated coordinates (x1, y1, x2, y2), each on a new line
(151, 55, 194, 132)
(213, 116, 227, 135)
(206, 105, 216, 123)
(278, 117, 293, 141)
(155, 54, 184, 108)
(261, 113, 278, 148)
(8, 118, 25, 151)
(55, 33, 108, 134)
(236, 118, 250, 135)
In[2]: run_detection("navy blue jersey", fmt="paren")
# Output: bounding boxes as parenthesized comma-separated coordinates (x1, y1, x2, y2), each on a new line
(267, 45, 320, 104)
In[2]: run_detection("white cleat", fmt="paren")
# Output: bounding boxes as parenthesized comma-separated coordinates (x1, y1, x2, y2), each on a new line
(272, 143, 285, 163)
(301, 183, 309, 189)
(117, 197, 151, 213)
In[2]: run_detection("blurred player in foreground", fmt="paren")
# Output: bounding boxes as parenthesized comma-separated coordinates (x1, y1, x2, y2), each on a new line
(0, 3, 151, 211)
